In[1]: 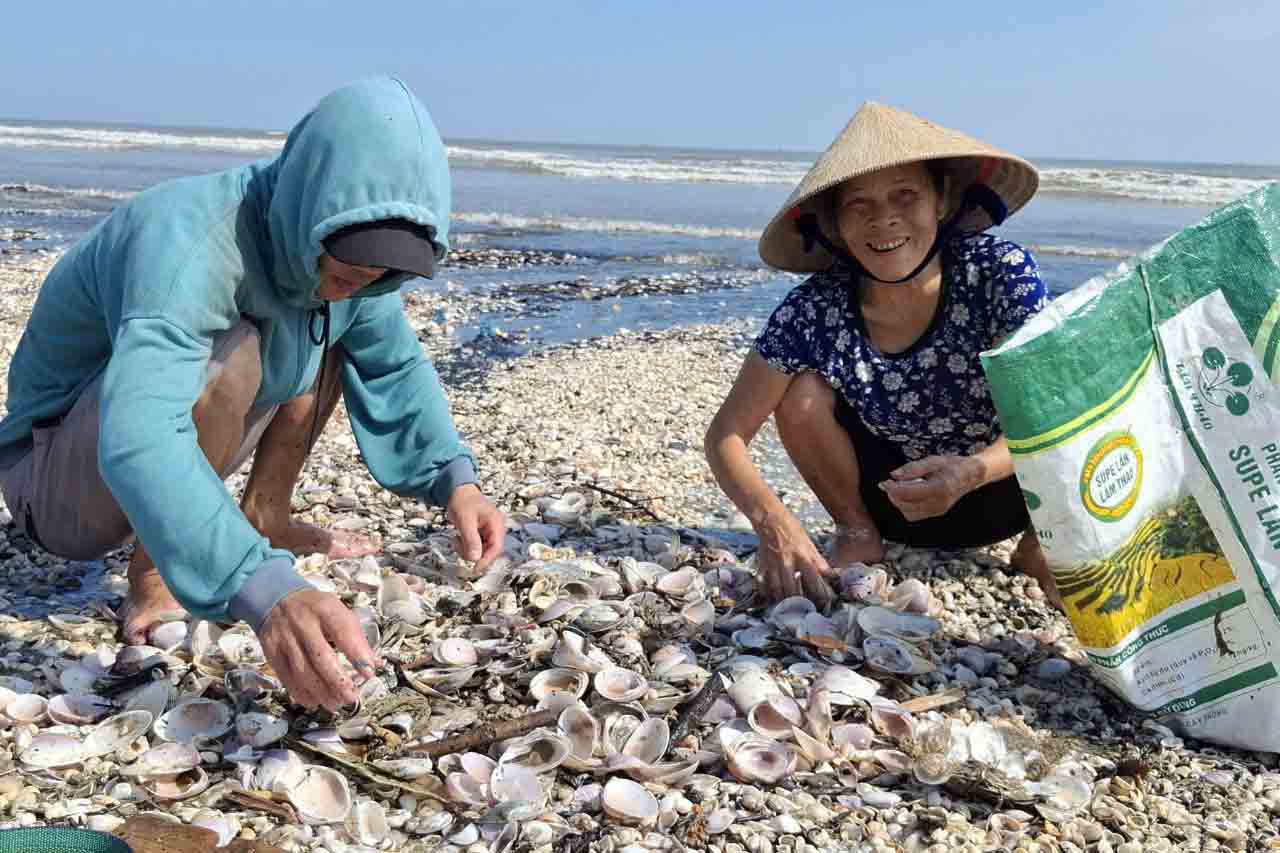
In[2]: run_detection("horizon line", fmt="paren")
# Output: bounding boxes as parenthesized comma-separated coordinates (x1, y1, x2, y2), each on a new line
(2, 114, 1279, 171)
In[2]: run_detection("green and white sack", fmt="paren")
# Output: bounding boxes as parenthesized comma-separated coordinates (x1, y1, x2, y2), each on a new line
(982, 183, 1280, 750)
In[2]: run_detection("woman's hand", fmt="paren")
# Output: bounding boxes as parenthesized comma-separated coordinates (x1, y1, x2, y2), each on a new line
(258, 589, 382, 712)
(879, 455, 983, 521)
(754, 510, 836, 610)
(446, 483, 507, 572)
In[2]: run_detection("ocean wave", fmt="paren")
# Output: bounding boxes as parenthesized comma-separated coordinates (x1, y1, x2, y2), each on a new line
(4, 122, 1274, 205)
(454, 211, 760, 240)
(1027, 243, 1137, 260)
(1039, 167, 1275, 206)
(0, 123, 283, 154)
(0, 207, 102, 219)
(447, 145, 806, 185)
(1, 182, 134, 201)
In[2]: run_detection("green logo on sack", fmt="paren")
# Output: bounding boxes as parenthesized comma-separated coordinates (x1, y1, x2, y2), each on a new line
(1199, 347, 1254, 416)
(1080, 430, 1143, 522)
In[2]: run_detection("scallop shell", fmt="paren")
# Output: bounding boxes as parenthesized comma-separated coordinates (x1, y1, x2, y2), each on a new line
(857, 606, 941, 642)
(746, 695, 805, 740)
(594, 668, 648, 703)
(140, 767, 210, 801)
(726, 669, 782, 714)
(6, 694, 48, 724)
(123, 681, 171, 721)
(840, 565, 890, 601)
(551, 630, 614, 673)
(224, 669, 279, 704)
(814, 665, 881, 705)
(725, 735, 797, 784)
(83, 710, 154, 758)
(154, 699, 234, 744)
(19, 734, 83, 769)
(767, 596, 816, 634)
(255, 749, 307, 792)
(864, 636, 936, 675)
(530, 668, 590, 703)
(654, 567, 700, 598)
(601, 778, 659, 827)
(346, 800, 390, 847)
(868, 700, 916, 740)
(888, 578, 933, 614)
(573, 602, 629, 634)
(558, 705, 600, 768)
(913, 752, 958, 786)
(499, 730, 572, 774)
(47, 694, 112, 726)
(148, 621, 189, 651)
(287, 765, 354, 825)
(434, 638, 479, 667)
(621, 718, 670, 765)
(544, 492, 588, 525)
(236, 712, 289, 748)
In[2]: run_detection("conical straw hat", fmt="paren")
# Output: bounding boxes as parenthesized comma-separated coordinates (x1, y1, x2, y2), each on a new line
(759, 102, 1039, 273)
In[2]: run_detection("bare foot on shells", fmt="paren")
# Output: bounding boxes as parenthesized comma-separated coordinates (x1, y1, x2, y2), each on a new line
(1011, 531, 1065, 613)
(264, 519, 382, 559)
(829, 524, 887, 569)
(119, 566, 187, 646)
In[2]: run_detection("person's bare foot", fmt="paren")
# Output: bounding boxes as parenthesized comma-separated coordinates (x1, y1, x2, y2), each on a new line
(261, 519, 381, 559)
(120, 563, 187, 645)
(1011, 531, 1065, 613)
(829, 523, 887, 568)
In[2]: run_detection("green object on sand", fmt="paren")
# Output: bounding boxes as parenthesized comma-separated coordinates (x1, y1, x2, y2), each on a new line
(983, 182, 1280, 753)
(0, 829, 131, 853)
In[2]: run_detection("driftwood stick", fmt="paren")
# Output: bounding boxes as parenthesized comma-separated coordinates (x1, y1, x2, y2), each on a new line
(671, 671, 726, 743)
(898, 687, 967, 714)
(405, 708, 559, 759)
(578, 481, 666, 523)
(224, 789, 299, 824)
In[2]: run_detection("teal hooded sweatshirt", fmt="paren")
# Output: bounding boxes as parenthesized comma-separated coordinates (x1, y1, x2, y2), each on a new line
(0, 77, 476, 631)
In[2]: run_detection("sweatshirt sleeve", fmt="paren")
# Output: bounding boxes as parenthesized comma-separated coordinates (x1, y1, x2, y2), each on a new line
(337, 292, 477, 506)
(98, 317, 307, 627)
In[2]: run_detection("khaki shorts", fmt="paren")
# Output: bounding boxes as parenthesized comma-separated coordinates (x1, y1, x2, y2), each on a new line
(0, 319, 278, 561)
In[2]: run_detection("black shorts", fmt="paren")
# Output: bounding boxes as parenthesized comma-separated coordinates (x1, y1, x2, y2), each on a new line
(835, 397, 1029, 549)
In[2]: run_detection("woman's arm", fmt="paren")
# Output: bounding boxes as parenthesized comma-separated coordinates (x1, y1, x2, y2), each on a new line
(879, 435, 1013, 520)
(704, 352, 795, 527)
(705, 353, 834, 605)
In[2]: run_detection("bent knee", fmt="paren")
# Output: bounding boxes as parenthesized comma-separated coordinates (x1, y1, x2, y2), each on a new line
(198, 321, 264, 418)
(776, 372, 837, 428)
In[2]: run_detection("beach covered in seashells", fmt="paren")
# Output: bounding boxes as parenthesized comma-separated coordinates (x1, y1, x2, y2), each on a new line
(0, 251, 1273, 853)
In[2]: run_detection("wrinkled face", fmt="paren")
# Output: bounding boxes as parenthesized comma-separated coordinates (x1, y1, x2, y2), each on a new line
(834, 162, 946, 283)
(316, 254, 388, 302)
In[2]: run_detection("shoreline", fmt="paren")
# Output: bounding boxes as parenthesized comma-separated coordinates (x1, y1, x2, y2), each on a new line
(0, 250, 1272, 852)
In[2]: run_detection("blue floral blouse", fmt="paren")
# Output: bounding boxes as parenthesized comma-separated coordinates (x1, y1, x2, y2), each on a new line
(755, 233, 1048, 460)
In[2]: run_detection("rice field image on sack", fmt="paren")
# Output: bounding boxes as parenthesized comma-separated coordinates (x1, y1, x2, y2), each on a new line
(1055, 494, 1237, 649)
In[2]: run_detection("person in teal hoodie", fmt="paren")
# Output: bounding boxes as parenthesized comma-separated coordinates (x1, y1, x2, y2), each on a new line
(0, 77, 506, 711)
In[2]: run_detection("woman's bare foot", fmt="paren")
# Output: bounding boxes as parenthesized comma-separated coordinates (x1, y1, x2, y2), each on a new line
(1011, 530, 1065, 613)
(830, 523, 887, 568)
(262, 519, 381, 559)
(120, 563, 187, 645)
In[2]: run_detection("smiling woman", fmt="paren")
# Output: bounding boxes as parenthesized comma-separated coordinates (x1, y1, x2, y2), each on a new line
(704, 101, 1061, 611)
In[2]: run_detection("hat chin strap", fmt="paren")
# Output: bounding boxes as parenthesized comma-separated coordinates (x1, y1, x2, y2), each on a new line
(794, 183, 1008, 284)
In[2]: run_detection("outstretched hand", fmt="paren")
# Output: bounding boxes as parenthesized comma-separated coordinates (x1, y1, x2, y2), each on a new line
(879, 455, 982, 521)
(754, 510, 836, 610)
(258, 588, 382, 712)
(447, 483, 506, 572)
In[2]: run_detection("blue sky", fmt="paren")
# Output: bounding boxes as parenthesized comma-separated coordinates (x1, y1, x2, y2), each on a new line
(2, 0, 1277, 163)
